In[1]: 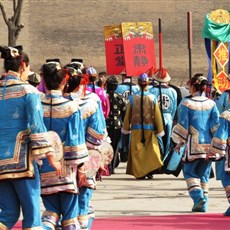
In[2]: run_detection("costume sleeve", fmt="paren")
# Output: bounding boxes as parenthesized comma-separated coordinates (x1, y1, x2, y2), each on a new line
(210, 114, 229, 157)
(210, 104, 220, 134)
(216, 92, 228, 113)
(99, 89, 110, 118)
(86, 105, 107, 147)
(64, 109, 89, 165)
(171, 89, 178, 119)
(104, 94, 110, 119)
(95, 96, 106, 127)
(25, 91, 54, 157)
(172, 101, 190, 144)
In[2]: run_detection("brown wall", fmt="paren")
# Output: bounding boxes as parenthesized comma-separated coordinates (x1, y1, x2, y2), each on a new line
(0, 0, 229, 85)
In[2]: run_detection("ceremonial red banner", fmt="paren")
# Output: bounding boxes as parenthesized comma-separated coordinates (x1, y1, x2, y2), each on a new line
(214, 71, 230, 93)
(104, 25, 125, 75)
(213, 42, 229, 92)
(214, 42, 229, 68)
(121, 22, 156, 76)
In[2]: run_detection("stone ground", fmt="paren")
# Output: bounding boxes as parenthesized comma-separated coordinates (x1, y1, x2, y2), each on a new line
(91, 162, 227, 217)
(17, 160, 228, 222)
(23, 162, 227, 219)
(0, 0, 229, 85)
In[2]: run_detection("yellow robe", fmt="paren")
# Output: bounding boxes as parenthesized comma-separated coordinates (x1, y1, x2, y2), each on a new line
(122, 91, 164, 178)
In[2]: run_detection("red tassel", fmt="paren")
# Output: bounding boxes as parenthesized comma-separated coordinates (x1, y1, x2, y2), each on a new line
(65, 68, 70, 82)
(146, 66, 156, 77)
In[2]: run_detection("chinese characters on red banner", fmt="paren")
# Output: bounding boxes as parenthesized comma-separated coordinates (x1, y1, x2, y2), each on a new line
(104, 22, 156, 76)
(104, 25, 125, 75)
(213, 42, 229, 92)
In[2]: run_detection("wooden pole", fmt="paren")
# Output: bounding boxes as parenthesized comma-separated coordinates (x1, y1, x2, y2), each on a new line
(159, 18, 163, 69)
(187, 11, 192, 80)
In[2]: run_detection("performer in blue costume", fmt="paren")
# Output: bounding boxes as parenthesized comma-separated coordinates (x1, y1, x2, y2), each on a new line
(209, 109, 230, 216)
(115, 72, 139, 163)
(214, 90, 230, 180)
(64, 64, 106, 229)
(172, 74, 219, 212)
(39, 61, 89, 230)
(0, 46, 61, 229)
(216, 90, 230, 113)
(149, 68, 177, 166)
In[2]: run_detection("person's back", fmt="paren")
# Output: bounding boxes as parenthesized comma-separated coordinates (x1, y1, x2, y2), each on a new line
(150, 84, 177, 118)
(209, 108, 230, 216)
(39, 62, 88, 229)
(105, 75, 129, 174)
(122, 73, 164, 179)
(149, 68, 177, 163)
(87, 83, 109, 115)
(0, 46, 60, 230)
(177, 95, 217, 158)
(172, 73, 219, 213)
(115, 75, 139, 162)
(64, 65, 107, 229)
(0, 77, 40, 162)
(83, 90, 107, 128)
(115, 76, 139, 100)
(66, 91, 106, 150)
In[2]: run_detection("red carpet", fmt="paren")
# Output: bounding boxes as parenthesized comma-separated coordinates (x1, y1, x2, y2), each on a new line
(13, 214, 229, 230)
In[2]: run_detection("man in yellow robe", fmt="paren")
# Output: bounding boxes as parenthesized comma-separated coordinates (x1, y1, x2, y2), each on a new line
(122, 73, 164, 179)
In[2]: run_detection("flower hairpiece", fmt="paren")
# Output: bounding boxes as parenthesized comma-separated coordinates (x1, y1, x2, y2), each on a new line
(9, 47, 20, 58)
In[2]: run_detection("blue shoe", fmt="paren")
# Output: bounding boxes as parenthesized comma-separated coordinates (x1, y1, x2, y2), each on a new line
(192, 198, 206, 212)
(224, 207, 230, 216)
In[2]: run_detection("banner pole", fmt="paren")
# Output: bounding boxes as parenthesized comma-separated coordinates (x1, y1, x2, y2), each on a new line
(187, 11, 193, 80)
(159, 18, 163, 69)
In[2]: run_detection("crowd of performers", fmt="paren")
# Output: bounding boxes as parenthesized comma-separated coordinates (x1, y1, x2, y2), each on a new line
(0, 45, 230, 230)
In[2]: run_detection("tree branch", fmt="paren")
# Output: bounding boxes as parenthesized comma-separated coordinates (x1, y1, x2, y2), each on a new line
(13, 0, 16, 12)
(0, 2, 9, 25)
(14, 0, 23, 26)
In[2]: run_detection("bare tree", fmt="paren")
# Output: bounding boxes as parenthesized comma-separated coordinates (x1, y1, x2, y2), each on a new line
(0, 0, 24, 46)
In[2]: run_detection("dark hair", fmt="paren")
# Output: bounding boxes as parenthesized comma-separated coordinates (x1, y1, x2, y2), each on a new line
(99, 71, 106, 76)
(66, 63, 81, 72)
(4, 52, 29, 72)
(106, 75, 118, 92)
(0, 45, 29, 73)
(67, 75, 82, 93)
(89, 75, 97, 82)
(191, 73, 210, 93)
(88, 75, 97, 93)
(42, 63, 66, 90)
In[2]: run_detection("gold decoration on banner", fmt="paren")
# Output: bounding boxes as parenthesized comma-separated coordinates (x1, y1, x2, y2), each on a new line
(208, 9, 230, 24)
(104, 25, 122, 41)
(121, 22, 153, 40)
